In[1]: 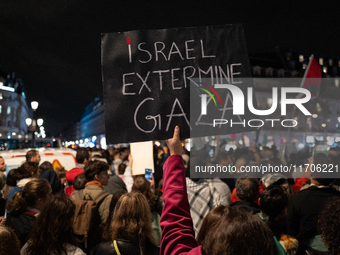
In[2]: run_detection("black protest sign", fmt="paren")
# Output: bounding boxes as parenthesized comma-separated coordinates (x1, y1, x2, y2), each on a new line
(102, 24, 257, 144)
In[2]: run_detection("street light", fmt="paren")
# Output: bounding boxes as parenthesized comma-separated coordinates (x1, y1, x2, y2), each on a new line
(31, 101, 39, 110)
(26, 101, 43, 148)
(25, 118, 32, 126)
(37, 118, 44, 126)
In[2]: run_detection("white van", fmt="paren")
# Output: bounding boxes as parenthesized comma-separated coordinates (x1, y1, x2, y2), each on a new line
(0, 148, 77, 174)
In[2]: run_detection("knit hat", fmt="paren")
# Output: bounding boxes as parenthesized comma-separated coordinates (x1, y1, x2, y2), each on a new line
(261, 173, 287, 188)
(65, 168, 84, 184)
(39, 169, 61, 193)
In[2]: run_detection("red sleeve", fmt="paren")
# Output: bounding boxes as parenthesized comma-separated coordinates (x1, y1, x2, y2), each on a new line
(292, 176, 308, 193)
(160, 155, 202, 255)
(232, 184, 264, 205)
(231, 188, 238, 203)
(65, 186, 74, 198)
(255, 184, 266, 205)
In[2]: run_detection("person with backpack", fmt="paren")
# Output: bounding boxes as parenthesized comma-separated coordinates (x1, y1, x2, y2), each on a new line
(70, 160, 112, 253)
(90, 190, 127, 250)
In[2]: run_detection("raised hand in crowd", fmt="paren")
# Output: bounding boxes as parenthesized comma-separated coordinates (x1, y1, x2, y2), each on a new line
(166, 126, 182, 156)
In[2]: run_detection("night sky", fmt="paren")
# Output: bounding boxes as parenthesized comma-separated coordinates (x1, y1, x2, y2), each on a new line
(0, 1, 339, 136)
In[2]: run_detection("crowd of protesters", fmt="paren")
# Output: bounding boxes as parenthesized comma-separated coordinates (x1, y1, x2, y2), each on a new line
(0, 127, 340, 255)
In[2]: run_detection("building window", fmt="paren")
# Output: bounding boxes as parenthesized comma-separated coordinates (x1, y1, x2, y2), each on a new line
(319, 58, 324, 66)
(299, 55, 304, 63)
(0, 93, 2, 100)
(12, 108, 16, 122)
(253, 66, 261, 77)
(329, 59, 333, 66)
(291, 70, 298, 77)
(265, 67, 273, 77)
(289, 60, 296, 70)
(0, 105, 2, 114)
(278, 69, 285, 77)
(316, 103, 322, 112)
(7, 106, 10, 115)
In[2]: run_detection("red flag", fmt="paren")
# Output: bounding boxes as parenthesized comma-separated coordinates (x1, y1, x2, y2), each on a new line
(299, 55, 322, 98)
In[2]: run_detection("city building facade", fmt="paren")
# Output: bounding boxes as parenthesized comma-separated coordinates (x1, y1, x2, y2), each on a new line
(0, 72, 32, 149)
(63, 97, 106, 149)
